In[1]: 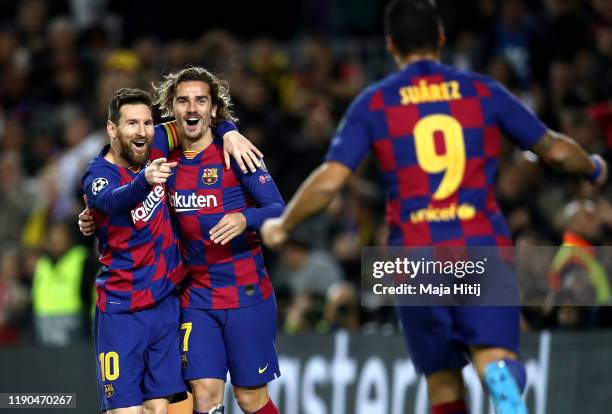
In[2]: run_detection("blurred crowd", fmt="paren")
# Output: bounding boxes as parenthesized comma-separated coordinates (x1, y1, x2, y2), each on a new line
(1, 0, 612, 346)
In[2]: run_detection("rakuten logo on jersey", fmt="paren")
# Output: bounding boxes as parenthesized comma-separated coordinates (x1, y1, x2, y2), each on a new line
(169, 191, 218, 212)
(131, 185, 165, 224)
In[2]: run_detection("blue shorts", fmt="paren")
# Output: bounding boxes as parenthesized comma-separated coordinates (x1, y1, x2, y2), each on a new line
(397, 306, 520, 375)
(94, 293, 185, 411)
(181, 295, 280, 387)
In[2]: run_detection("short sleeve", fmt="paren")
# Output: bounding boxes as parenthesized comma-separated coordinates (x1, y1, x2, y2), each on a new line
(490, 81, 547, 150)
(325, 92, 373, 171)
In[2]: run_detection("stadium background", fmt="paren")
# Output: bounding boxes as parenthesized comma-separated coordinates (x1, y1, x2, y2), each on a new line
(0, 0, 611, 413)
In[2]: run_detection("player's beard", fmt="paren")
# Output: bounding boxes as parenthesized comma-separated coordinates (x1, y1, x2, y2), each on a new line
(117, 131, 150, 168)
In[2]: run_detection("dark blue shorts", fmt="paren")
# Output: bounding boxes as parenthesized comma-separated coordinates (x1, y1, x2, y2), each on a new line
(397, 306, 520, 375)
(93, 293, 185, 411)
(181, 295, 280, 387)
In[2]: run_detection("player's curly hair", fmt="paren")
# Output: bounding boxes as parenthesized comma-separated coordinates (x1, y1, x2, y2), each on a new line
(152, 66, 238, 130)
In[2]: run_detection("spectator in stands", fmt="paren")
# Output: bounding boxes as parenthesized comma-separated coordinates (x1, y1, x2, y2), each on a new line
(546, 199, 610, 327)
(321, 281, 360, 332)
(0, 151, 35, 245)
(273, 230, 344, 334)
(272, 230, 344, 298)
(31, 220, 93, 346)
(0, 246, 29, 344)
(483, 0, 545, 87)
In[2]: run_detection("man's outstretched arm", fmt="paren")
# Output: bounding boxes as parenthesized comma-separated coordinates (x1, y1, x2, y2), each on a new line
(490, 81, 607, 185)
(261, 161, 352, 248)
(532, 129, 607, 186)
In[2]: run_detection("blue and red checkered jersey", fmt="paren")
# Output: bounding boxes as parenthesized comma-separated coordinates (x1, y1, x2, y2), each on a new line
(82, 143, 187, 313)
(326, 60, 547, 247)
(166, 138, 283, 309)
(82, 120, 238, 312)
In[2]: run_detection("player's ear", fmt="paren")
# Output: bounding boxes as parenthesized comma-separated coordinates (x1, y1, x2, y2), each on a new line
(386, 37, 404, 68)
(107, 120, 116, 139)
(438, 24, 446, 48)
(212, 104, 217, 119)
(385, 36, 397, 55)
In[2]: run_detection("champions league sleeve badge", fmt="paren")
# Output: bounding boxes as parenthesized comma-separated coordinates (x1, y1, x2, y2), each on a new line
(92, 178, 109, 195)
(258, 158, 268, 172)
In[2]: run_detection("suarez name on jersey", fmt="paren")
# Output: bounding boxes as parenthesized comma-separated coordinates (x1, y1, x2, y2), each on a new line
(326, 60, 547, 247)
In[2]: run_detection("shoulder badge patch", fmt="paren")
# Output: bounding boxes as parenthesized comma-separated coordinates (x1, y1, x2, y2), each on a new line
(92, 178, 109, 195)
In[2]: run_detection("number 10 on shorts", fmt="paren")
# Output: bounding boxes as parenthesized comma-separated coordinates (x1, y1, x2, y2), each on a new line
(98, 352, 120, 381)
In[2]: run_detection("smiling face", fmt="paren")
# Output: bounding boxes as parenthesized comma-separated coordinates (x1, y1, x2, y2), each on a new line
(107, 103, 154, 168)
(172, 80, 217, 143)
